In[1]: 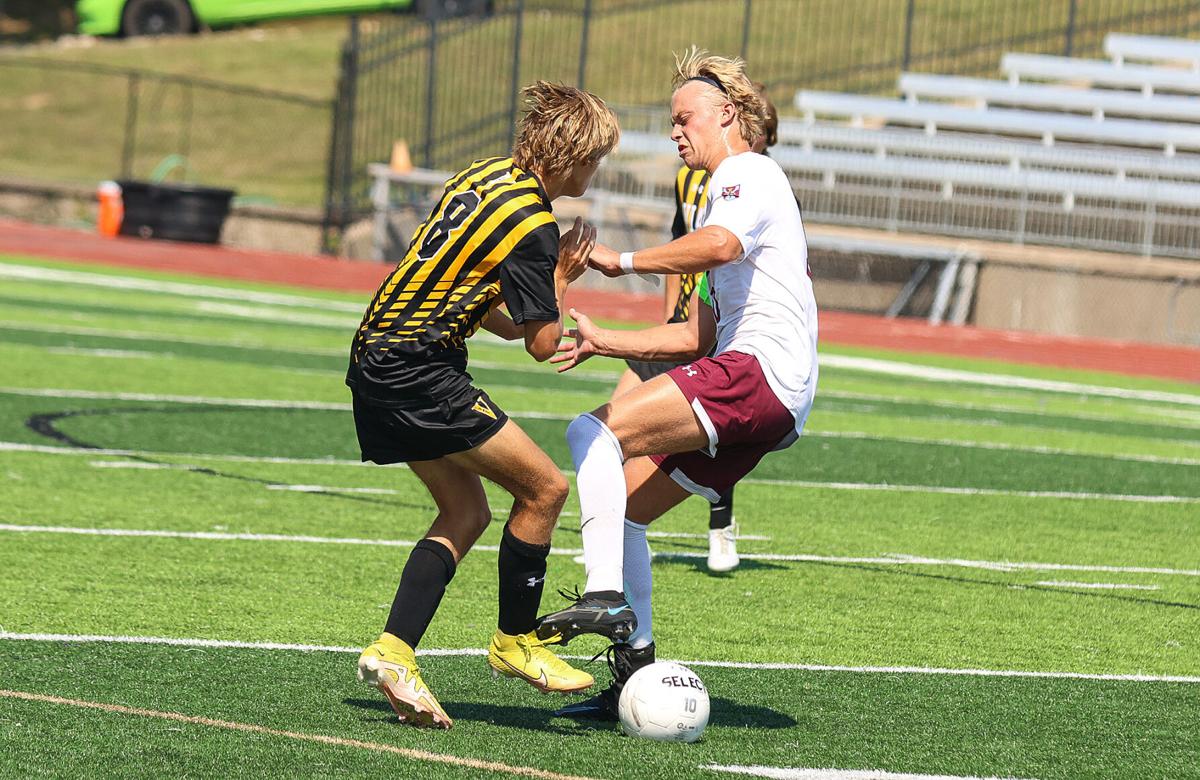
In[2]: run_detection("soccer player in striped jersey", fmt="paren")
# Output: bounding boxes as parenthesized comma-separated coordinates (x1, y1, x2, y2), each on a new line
(349, 82, 619, 729)
(612, 83, 780, 573)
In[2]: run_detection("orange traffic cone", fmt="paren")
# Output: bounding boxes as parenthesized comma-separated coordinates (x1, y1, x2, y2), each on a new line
(97, 180, 123, 238)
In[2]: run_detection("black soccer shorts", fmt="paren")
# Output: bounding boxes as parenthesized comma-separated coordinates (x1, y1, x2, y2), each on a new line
(351, 369, 508, 464)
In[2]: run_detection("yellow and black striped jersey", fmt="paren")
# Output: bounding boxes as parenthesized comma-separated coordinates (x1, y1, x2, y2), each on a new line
(347, 157, 559, 401)
(668, 165, 710, 323)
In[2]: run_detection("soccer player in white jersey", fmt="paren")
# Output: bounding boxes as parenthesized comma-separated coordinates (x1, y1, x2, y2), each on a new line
(539, 48, 819, 720)
(604, 82, 782, 574)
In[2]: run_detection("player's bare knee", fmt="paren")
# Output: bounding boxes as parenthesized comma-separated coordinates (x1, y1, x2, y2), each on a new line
(472, 504, 493, 534)
(545, 471, 570, 515)
(514, 471, 567, 525)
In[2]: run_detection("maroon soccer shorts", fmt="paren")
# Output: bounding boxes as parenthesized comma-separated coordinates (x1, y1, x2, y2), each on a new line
(649, 350, 798, 501)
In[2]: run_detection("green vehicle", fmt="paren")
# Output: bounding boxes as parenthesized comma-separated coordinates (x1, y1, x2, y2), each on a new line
(76, 0, 417, 37)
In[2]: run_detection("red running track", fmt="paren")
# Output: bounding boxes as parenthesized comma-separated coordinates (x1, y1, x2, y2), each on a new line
(2, 220, 1197, 384)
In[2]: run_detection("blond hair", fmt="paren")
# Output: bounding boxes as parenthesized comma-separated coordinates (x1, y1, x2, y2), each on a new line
(753, 81, 779, 149)
(672, 47, 766, 146)
(512, 81, 619, 180)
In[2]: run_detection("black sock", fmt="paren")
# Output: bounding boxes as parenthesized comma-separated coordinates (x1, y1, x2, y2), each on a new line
(709, 486, 735, 530)
(497, 523, 550, 636)
(384, 538, 457, 649)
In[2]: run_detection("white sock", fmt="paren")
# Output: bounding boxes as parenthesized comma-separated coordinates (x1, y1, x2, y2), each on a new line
(566, 413, 626, 594)
(623, 518, 653, 649)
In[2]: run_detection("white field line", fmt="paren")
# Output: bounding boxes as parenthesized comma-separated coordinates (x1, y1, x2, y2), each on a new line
(10, 316, 1199, 431)
(1135, 404, 1200, 424)
(824, 388, 1200, 432)
(822, 354, 1200, 407)
(194, 301, 358, 329)
(8, 373, 1197, 462)
(804, 430, 1200, 466)
(0, 388, 578, 419)
(3, 261, 1197, 405)
(1035, 581, 1160, 591)
(4, 441, 1197, 504)
(646, 530, 772, 541)
(4, 387, 1196, 466)
(45, 347, 160, 359)
(0, 262, 364, 312)
(426, 511, 766, 541)
(0, 690, 597, 780)
(89, 461, 191, 470)
(0, 320, 622, 380)
(0, 386, 355, 410)
(0, 320, 347, 352)
(705, 765, 1035, 780)
(264, 483, 399, 495)
(2, 524, 1197, 579)
(1, 632, 1197, 684)
(740, 477, 1200, 504)
(7, 320, 1196, 424)
(2, 441, 376, 465)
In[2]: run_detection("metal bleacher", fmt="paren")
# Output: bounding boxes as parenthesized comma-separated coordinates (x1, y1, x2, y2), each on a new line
(622, 119, 1200, 183)
(774, 33, 1200, 259)
(793, 90, 1200, 154)
(896, 73, 1200, 123)
(1105, 34, 1200, 70)
(618, 34, 1200, 260)
(1001, 53, 1200, 96)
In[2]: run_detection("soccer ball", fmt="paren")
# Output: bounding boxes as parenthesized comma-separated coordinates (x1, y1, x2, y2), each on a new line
(617, 661, 710, 742)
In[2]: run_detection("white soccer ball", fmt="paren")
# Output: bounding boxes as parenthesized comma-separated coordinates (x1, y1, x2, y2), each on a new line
(617, 661, 710, 742)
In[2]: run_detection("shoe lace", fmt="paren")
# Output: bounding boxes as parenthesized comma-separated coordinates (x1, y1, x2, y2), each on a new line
(523, 633, 577, 673)
(581, 644, 635, 709)
(532, 586, 585, 641)
(587, 644, 632, 681)
(555, 584, 584, 604)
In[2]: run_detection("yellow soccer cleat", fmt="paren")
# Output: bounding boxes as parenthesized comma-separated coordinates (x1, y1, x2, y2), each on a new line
(357, 633, 452, 729)
(487, 629, 595, 694)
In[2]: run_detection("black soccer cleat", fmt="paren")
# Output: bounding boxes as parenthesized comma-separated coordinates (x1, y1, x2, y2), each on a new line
(535, 588, 637, 645)
(554, 642, 656, 721)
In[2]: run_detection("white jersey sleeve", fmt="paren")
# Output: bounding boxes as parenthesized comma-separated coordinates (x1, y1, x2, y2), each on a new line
(701, 164, 770, 262)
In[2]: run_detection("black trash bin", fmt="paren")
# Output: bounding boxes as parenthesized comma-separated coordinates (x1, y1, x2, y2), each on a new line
(117, 180, 235, 244)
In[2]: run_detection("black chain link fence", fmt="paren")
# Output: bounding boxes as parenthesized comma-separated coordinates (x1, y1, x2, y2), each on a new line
(0, 57, 332, 207)
(322, 0, 1200, 250)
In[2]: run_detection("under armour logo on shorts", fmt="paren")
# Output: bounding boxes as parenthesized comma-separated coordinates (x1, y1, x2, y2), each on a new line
(682, 365, 698, 377)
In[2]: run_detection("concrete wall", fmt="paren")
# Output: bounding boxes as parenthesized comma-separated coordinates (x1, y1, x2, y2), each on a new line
(975, 264, 1200, 345)
(808, 224, 1200, 348)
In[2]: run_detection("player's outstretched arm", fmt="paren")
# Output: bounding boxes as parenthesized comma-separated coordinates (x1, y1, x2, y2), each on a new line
(551, 302, 716, 372)
(522, 217, 596, 361)
(588, 226, 742, 278)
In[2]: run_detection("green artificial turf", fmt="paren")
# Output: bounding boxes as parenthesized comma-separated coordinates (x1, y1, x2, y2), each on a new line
(1, 255, 1198, 779)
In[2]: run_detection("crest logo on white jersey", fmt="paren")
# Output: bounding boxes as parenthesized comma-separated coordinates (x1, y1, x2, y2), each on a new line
(721, 185, 740, 200)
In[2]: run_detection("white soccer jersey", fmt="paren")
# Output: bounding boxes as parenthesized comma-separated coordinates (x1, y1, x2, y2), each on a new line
(700, 151, 818, 435)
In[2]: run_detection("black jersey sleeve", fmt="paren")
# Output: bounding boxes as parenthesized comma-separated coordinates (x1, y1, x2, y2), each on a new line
(499, 222, 560, 325)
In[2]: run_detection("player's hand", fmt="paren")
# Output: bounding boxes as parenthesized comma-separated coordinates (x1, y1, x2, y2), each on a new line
(550, 308, 602, 372)
(588, 244, 621, 277)
(556, 217, 596, 284)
